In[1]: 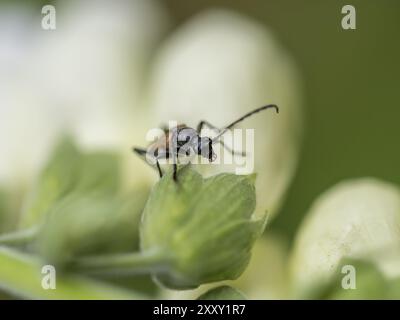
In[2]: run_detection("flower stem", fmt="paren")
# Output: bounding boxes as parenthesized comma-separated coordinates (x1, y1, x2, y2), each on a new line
(72, 248, 171, 276)
(0, 227, 39, 246)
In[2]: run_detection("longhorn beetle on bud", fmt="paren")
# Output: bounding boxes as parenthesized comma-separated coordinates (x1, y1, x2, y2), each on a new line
(133, 104, 279, 182)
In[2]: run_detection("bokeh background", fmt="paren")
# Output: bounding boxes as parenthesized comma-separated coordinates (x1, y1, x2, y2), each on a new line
(164, 0, 399, 244)
(1, 0, 399, 299)
(160, 0, 400, 245)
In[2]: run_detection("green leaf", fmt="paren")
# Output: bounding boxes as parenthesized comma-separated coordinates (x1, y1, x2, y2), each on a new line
(0, 227, 39, 246)
(0, 247, 144, 300)
(19, 137, 81, 228)
(0, 187, 22, 235)
(37, 189, 148, 267)
(0, 190, 8, 233)
(197, 285, 246, 300)
(75, 151, 120, 195)
(19, 136, 120, 229)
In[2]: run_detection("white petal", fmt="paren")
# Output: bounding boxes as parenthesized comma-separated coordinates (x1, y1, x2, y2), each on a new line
(290, 178, 400, 295)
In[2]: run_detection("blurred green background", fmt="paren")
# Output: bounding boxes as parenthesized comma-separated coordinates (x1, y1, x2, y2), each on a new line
(160, 0, 400, 243)
(4, 0, 399, 245)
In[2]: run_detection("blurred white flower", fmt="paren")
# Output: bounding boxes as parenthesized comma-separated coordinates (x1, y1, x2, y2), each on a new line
(290, 178, 400, 296)
(0, 0, 168, 188)
(1, 5, 301, 220)
(148, 10, 302, 217)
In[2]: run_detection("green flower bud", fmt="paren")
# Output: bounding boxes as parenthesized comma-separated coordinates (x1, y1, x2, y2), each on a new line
(140, 166, 266, 289)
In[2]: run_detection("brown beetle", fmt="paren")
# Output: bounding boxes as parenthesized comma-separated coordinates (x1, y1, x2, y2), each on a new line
(133, 104, 278, 181)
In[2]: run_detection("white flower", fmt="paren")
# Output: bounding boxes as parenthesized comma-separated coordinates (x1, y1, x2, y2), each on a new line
(0, 0, 168, 187)
(290, 178, 400, 296)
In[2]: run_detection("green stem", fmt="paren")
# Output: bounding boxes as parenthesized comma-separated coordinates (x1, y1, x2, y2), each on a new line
(0, 247, 144, 299)
(0, 227, 39, 246)
(73, 248, 171, 275)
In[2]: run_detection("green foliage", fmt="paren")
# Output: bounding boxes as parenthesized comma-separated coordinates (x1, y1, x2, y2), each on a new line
(37, 191, 147, 267)
(197, 285, 246, 300)
(19, 136, 120, 229)
(4, 136, 399, 300)
(0, 188, 19, 234)
(0, 191, 7, 233)
(0, 137, 265, 297)
(141, 166, 265, 289)
(0, 247, 144, 300)
(0, 136, 155, 298)
(70, 166, 264, 292)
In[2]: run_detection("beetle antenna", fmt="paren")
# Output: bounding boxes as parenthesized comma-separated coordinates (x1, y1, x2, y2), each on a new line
(212, 104, 279, 143)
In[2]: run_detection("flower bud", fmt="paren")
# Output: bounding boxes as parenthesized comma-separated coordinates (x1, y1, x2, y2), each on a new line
(290, 178, 400, 296)
(140, 166, 266, 289)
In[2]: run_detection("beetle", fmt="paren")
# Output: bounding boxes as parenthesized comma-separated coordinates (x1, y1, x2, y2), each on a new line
(133, 104, 278, 181)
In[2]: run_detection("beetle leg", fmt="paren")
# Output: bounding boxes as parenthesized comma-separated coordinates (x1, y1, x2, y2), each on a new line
(196, 120, 220, 133)
(196, 121, 247, 157)
(173, 163, 177, 182)
(133, 147, 147, 156)
(156, 160, 163, 178)
(133, 147, 165, 177)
